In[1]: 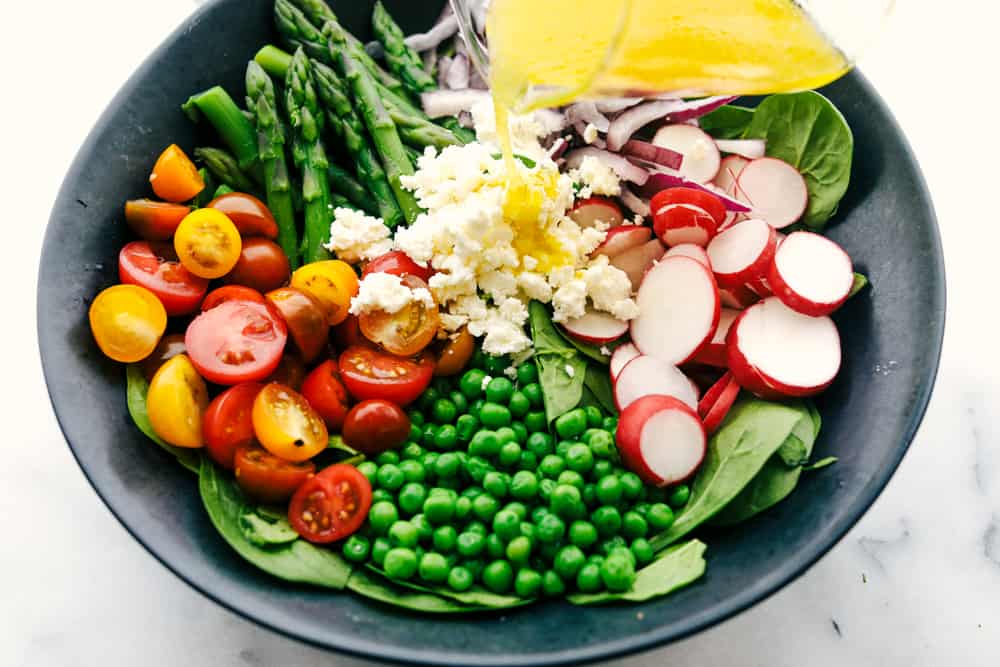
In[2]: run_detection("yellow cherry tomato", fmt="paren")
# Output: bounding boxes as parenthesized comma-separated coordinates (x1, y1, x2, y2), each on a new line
(150, 144, 204, 203)
(252, 383, 329, 462)
(174, 208, 242, 279)
(89, 284, 167, 363)
(291, 260, 359, 326)
(147, 354, 209, 448)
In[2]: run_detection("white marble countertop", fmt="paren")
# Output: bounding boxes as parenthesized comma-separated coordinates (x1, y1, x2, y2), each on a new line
(4, 1, 999, 665)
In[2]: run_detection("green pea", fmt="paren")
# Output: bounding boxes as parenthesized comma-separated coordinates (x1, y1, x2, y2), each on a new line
(376, 464, 405, 491)
(408, 409, 425, 427)
(542, 570, 566, 597)
(523, 412, 546, 435)
(526, 432, 554, 457)
(568, 520, 599, 549)
(647, 503, 675, 531)
(483, 354, 511, 375)
(510, 421, 528, 444)
(518, 451, 539, 471)
(410, 513, 434, 542)
(495, 426, 517, 445)
(550, 484, 585, 520)
(507, 392, 530, 419)
(389, 521, 420, 549)
(586, 430, 615, 459)
(600, 536, 629, 557)
(530, 506, 550, 524)
(600, 553, 636, 592)
(434, 424, 459, 450)
(398, 483, 428, 515)
(622, 511, 648, 539)
(432, 376, 453, 396)
(498, 442, 522, 467)
(420, 451, 439, 472)
(519, 521, 536, 541)
(456, 414, 480, 442)
(447, 566, 474, 592)
(468, 430, 501, 458)
(465, 520, 488, 536)
(461, 485, 484, 499)
(479, 402, 512, 428)
(591, 459, 614, 481)
(431, 525, 458, 553)
(620, 472, 644, 500)
(371, 537, 391, 566)
(576, 563, 602, 593)
(555, 409, 588, 439)
(536, 513, 566, 544)
(371, 489, 394, 504)
(463, 559, 485, 579)
(485, 533, 505, 560)
(408, 424, 423, 443)
(493, 510, 521, 541)
(423, 494, 456, 524)
(482, 560, 514, 593)
(565, 444, 595, 474)
(555, 440, 575, 458)
(582, 405, 602, 428)
(376, 451, 400, 466)
(515, 568, 543, 598)
(631, 538, 654, 565)
(539, 454, 566, 478)
(418, 387, 441, 412)
(601, 416, 618, 431)
(464, 456, 493, 484)
(454, 496, 472, 521)
(668, 484, 691, 508)
(419, 552, 449, 583)
(434, 452, 462, 479)
(472, 494, 501, 522)
(557, 470, 585, 489)
(432, 398, 458, 425)
(470, 398, 485, 415)
(592, 506, 622, 537)
(457, 531, 486, 558)
(587, 553, 605, 567)
(368, 501, 399, 535)
(506, 536, 533, 566)
(401, 442, 424, 460)
(515, 363, 537, 386)
(398, 460, 426, 485)
(357, 461, 378, 485)
(538, 478, 557, 502)
(581, 483, 597, 508)
(341, 535, 370, 563)
(483, 471, 509, 499)
(420, 423, 439, 446)
(459, 369, 487, 399)
(384, 548, 418, 579)
(595, 476, 623, 505)
(554, 545, 587, 580)
(485, 377, 515, 404)
(510, 470, 539, 501)
(503, 501, 528, 520)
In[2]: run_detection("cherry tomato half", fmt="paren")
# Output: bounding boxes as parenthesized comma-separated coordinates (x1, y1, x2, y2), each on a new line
(342, 399, 411, 455)
(150, 144, 204, 203)
(252, 383, 329, 463)
(201, 285, 267, 312)
(185, 299, 288, 385)
(434, 327, 476, 377)
(207, 192, 279, 239)
(265, 287, 329, 364)
(264, 353, 307, 391)
(174, 208, 242, 279)
(235, 444, 315, 504)
(301, 360, 351, 431)
(291, 260, 359, 326)
(125, 199, 191, 241)
(358, 275, 440, 356)
(331, 314, 367, 350)
(89, 284, 167, 363)
(118, 241, 209, 316)
(223, 238, 291, 294)
(141, 333, 187, 382)
(147, 354, 209, 448)
(338, 345, 434, 406)
(362, 250, 434, 282)
(289, 464, 372, 544)
(203, 382, 263, 469)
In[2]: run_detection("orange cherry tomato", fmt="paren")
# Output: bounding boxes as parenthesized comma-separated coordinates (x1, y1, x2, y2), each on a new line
(150, 144, 205, 203)
(301, 360, 351, 431)
(251, 383, 329, 463)
(207, 192, 279, 239)
(434, 327, 476, 376)
(265, 287, 329, 364)
(234, 444, 315, 504)
(290, 260, 359, 326)
(223, 238, 290, 293)
(174, 208, 242, 279)
(203, 382, 264, 469)
(146, 354, 209, 448)
(288, 465, 372, 543)
(125, 199, 191, 241)
(358, 275, 440, 356)
(89, 284, 167, 363)
(201, 285, 267, 312)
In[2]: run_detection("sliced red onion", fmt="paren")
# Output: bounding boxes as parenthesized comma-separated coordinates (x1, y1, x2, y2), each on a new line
(566, 102, 610, 132)
(566, 148, 650, 186)
(472, 0, 491, 34)
(660, 96, 739, 124)
(637, 165, 752, 212)
(606, 96, 738, 151)
(620, 187, 651, 219)
(405, 14, 459, 52)
(622, 139, 684, 171)
(421, 89, 489, 118)
(422, 48, 438, 77)
(595, 98, 644, 114)
(548, 137, 570, 160)
(715, 139, 767, 160)
(436, 56, 453, 89)
(446, 54, 471, 90)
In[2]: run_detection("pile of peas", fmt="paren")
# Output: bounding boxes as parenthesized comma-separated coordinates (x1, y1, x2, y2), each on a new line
(341, 351, 693, 598)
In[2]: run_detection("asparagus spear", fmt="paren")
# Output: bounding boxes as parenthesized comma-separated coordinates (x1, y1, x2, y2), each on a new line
(327, 163, 377, 215)
(193, 168, 216, 208)
(182, 87, 259, 171)
(439, 116, 477, 144)
(371, 1, 436, 96)
(246, 61, 301, 269)
(285, 48, 334, 263)
(254, 46, 294, 80)
(193, 147, 258, 193)
(311, 60, 403, 227)
(337, 49, 421, 225)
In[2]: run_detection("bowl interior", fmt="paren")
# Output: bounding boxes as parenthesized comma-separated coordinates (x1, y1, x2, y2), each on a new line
(37, 1, 944, 665)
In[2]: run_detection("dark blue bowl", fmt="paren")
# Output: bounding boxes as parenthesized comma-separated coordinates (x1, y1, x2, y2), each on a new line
(37, 0, 944, 664)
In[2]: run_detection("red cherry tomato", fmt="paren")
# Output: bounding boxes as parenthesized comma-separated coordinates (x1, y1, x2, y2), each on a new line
(207, 192, 279, 239)
(264, 353, 307, 391)
(331, 314, 367, 350)
(265, 287, 329, 364)
(362, 250, 434, 282)
(125, 199, 191, 241)
(301, 360, 351, 431)
(341, 399, 411, 455)
(185, 299, 288, 385)
(288, 464, 372, 543)
(201, 285, 267, 312)
(118, 241, 209, 315)
(338, 345, 434, 406)
(223, 238, 291, 293)
(202, 382, 263, 469)
(234, 444, 315, 504)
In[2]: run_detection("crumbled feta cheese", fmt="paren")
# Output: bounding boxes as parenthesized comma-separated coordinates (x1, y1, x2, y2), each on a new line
(569, 156, 621, 197)
(583, 254, 640, 320)
(324, 208, 393, 263)
(503, 366, 518, 380)
(552, 279, 588, 323)
(470, 98, 549, 160)
(481, 375, 493, 391)
(600, 345, 611, 356)
(349, 273, 433, 316)
(583, 123, 599, 145)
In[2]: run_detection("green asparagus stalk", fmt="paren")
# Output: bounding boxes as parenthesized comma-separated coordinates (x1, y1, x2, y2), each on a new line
(439, 116, 477, 144)
(337, 49, 421, 225)
(246, 61, 301, 269)
(193, 168, 216, 208)
(254, 45, 294, 80)
(371, 1, 436, 96)
(285, 48, 334, 264)
(311, 60, 403, 227)
(182, 87, 259, 171)
(330, 193, 357, 210)
(404, 144, 423, 166)
(193, 147, 258, 193)
(327, 163, 377, 215)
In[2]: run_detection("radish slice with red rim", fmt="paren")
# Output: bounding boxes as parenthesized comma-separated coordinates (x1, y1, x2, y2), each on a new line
(630, 256, 720, 365)
(697, 372, 741, 434)
(593, 225, 652, 259)
(736, 157, 809, 229)
(690, 308, 739, 368)
(706, 218, 777, 288)
(609, 239, 666, 291)
(613, 355, 699, 411)
(665, 243, 710, 269)
(719, 284, 759, 310)
(616, 394, 707, 486)
(768, 231, 854, 316)
(562, 308, 629, 345)
(570, 197, 625, 229)
(651, 125, 721, 183)
(610, 343, 640, 380)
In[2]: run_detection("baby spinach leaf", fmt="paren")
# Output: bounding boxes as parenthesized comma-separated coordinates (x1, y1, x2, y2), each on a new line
(583, 363, 617, 414)
(569, 540, 707, 605)
(698, 105, 755, 139)
(199, 460, 352, 589)
(775, 402, 818, 467)
(529, 301, 577, 359)
(530, 301, 588, 422)
(346, 568, 481, 613)
(238, 506, 299, 547)
(367, 565, 531, 609)
(650, 398, 809, 550)
(745, 91, 853, 229)
(803, 456, 838, 471)
(557, 327, 613, 365)
(848, 272, 869, 299)
(125, 365, 200, 474)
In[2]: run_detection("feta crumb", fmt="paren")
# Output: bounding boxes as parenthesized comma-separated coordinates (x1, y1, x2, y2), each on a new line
(503, 366, 518, 380)
(583, 254, 640, 320)
(565, 364, 576, 378)
(583, 123, 599, 145)
(600, 345, 611, 356)
(552, 279, 588, 323)
(481, 375, 493, 391)
(349, 273, 433, 316)
(569, 156, 622, 197)
(324, 208, 393, 263)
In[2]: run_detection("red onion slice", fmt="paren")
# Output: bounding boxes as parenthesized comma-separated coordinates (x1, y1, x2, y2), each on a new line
(607, 96, 738, 151)
(446, 54, 471, 90)
(405, 14, 459, 52)
(637, 165, 752, 213)
(566, 102, 611, 132)
(620, 187, 651, 219)
(566, 148, 649, 186)
(622, 140, 684, 170)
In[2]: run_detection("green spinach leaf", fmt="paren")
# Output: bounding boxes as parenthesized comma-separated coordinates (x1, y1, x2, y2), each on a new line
(569, 540, 707, 604)
(848, 272, 869, 299)
(775, 402, 817, 467)
(803, 456, 838, 471)
(584, 363, 617, 414)
(346, 568, 480, 613)
(199, 460, 352, 589)
(328, 435, 360, 456)
(530, 301, 588, 422)
(558, 328, 613, 365)
(238, 506, 299, 547)
(529, 301, 577, 359)
(698, 105, 755, 139)
(125, 365, 200, 474)
(745, 91, 853, 229)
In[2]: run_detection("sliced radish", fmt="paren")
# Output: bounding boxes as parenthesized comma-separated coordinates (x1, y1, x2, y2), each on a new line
(616, 394, 707, 486)
(736, 157, 809, 229)
(768, 231, 854, 317)
(641, 171, 752, 213)
(613, 355, 699, 411)
(652, 125, 721, 183)
(609, 239, 666, 291)
(690, 308, 739, 368)
(727, 297, 842, 398)
(719, 284, 759, 310)
(715, 139, 766, 160)
(570, 197, 625, 229)
(562, 308, 629, 344)
(706, 218, 777, 288)
(713, 155, 750, 197)
(745, 277, 773, 298)
(652, 203, 716, 247)
(610, 343, 640, 381)
(631, 256, 720, 365)
(697, 372, 741, 434)
(665, 243, 710, 269)
(593, 225, 651, 258)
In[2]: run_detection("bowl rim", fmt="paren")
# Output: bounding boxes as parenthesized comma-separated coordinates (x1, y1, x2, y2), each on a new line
(37, 1, 946, 665)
